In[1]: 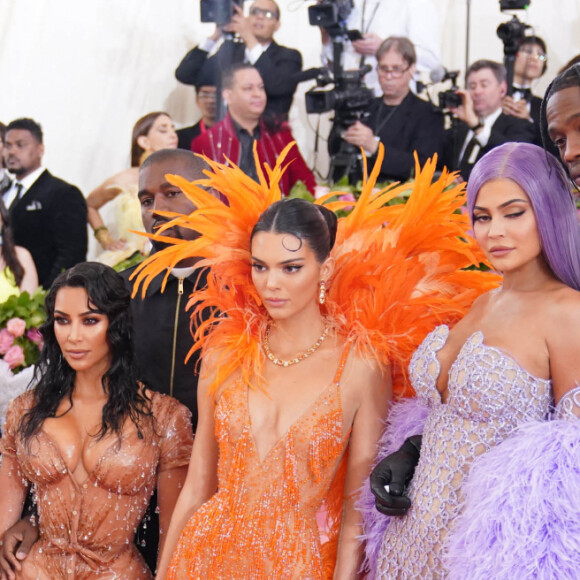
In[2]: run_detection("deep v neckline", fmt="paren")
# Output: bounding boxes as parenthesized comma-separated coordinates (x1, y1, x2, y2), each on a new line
(38, 428, 119, 488)
(245, 343, 351, 465)
(246, 378, 339, 465)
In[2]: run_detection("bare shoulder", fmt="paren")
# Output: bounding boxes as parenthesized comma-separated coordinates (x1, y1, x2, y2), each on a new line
(14, 245, 34, 265)
(199, 348, 241, 403)
(341, 348, 390, 397)
(546, 285, 580, 334)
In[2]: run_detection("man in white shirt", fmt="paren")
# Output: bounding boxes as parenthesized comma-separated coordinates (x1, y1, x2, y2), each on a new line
(443, 60, 535, 181)
(320, 0, 441, 96)
(175, 0, 302, 121)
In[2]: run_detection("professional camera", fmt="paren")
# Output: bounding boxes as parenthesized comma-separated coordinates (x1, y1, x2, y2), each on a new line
(305, 68, 374, 120)
(499, 0, 530, 9)
(308, 0, 353, 30)
(496, 0, 532, 95)
(438, 90, 462, 110)
(200, 0, 243, 26)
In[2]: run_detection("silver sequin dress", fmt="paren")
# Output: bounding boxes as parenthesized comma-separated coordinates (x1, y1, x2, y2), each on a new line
(376, 325, 553, 579)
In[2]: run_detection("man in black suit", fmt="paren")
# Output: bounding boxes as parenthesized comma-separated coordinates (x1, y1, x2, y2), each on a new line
(3, 118, 87, 288)
(340, 37, 445, 182)
(443, 60, 535, 181)
(175, 0, 302, 121)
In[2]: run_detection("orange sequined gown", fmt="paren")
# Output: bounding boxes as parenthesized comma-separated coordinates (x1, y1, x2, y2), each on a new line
(0, 390, 193, 580)
(167, 349, 351, 579)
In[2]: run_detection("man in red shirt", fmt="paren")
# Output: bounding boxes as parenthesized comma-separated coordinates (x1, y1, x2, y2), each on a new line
(192, 63, 316, 196)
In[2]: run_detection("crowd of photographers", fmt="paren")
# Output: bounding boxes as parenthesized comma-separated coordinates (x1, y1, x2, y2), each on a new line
(174, 0, 571, 188)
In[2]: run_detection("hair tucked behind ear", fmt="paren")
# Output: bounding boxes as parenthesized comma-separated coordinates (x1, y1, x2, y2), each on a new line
(251, 198, 337, 263)
(20, 262, 153, 443)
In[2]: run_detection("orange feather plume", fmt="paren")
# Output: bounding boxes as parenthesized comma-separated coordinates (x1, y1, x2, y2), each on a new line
(131, 143, 500, 398)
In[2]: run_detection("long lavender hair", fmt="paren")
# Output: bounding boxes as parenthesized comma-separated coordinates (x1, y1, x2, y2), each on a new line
(467, 142, 580, 291)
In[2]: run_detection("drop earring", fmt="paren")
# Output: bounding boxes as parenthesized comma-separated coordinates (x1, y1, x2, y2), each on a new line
(318, 280, 326, 305)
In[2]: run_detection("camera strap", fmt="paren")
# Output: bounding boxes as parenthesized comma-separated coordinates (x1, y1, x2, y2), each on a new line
(358, 0, 380, 69)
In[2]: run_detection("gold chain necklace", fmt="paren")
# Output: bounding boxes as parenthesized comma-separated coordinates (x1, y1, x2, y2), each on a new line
(262, 324, 330, 367)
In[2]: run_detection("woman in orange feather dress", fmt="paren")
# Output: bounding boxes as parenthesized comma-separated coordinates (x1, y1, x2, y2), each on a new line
(131, 145, 497, 579)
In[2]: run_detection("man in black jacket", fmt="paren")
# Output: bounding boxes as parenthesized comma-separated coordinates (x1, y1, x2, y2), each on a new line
(443, 60, 535, 181)
(3, 118, 87, 288)
(340, 37, 445, 183)
(175, 0, 301, 121)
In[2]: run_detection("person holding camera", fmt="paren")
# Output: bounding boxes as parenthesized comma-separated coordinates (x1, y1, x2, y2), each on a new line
(443, 59, 535, 181)
(176, 0, 302, 122)
(502, 35, 548, 145)
(320, 0, 441, 97)
(340, 37, 445, 182)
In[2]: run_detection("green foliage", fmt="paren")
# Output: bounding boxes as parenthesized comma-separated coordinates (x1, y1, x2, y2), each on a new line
(0, 288, 47, 328)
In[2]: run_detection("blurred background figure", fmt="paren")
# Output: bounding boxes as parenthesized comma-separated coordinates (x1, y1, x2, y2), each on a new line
(87, 112, 178, 264)
(0, 197, 38, 301)
(502, 35, 548, 143)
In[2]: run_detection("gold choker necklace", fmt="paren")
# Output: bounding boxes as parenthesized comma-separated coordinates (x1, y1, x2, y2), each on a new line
(263, 324, 330, 367)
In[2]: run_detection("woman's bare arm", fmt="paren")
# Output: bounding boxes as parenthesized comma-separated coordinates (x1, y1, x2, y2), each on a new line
(334, 358, 392, 579)
(155, 360, 220, 579)
(14, 247, 38, 295)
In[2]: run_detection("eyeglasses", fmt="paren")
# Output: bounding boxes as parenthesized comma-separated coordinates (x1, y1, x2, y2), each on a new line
(197, 90, 216, 100)
(249, 7, 278, 20)
(376, 64, 412, 78)
(518, 48, 547, 62)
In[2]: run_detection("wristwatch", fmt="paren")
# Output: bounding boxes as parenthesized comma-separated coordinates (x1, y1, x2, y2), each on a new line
(469, 122, 483, 132)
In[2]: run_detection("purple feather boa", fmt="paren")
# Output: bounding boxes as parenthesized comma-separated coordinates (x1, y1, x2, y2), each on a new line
(357, 397, 429, 578)
(446, 419, 580, 579)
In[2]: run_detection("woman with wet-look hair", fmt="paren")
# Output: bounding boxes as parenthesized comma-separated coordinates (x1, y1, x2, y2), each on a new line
(0, 262, 193, 579)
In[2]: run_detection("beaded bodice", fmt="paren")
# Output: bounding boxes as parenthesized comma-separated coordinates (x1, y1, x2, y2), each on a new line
(377, 325, 553, 579)
(167, 349, 351, 580)
(0, 391, 192, 580)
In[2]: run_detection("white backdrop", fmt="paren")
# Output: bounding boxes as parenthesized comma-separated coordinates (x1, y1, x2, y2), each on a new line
(1, 0, 578, 195)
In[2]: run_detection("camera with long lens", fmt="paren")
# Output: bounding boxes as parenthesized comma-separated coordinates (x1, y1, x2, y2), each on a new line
(200, 0, 243, 25)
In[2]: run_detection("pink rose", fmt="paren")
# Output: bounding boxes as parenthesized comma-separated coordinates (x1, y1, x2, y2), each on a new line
(4, 344, 25, 369)
(0, 328, 15, 355)
(26, 328, 43, 345)
(6, 317, 26, 337)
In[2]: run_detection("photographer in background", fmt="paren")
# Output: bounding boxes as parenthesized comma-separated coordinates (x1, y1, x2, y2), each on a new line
(176, 0, 302, 122)
(502, 35, 548, 144)
(320, 0, 441, 97)
(443, 60, 535, 181)
(340, 37, 444, 182)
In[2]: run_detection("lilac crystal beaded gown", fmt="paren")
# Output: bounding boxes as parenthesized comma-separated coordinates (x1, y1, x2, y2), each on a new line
(376, 325, 553, 579)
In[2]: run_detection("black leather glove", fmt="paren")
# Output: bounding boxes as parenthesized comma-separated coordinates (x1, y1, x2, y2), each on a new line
(369, 434, 422, 516)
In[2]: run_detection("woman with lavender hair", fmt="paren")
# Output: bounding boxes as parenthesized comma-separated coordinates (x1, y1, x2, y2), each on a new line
(362, 142, 580, 579)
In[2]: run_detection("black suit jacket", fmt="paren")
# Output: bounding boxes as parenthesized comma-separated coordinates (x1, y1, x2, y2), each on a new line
(9, 170, 87, 288)
(177, 121, 203, 151)
(364, 93, 445, 182)
(444, 113, 536, 181)
(175, 39, 302, 119)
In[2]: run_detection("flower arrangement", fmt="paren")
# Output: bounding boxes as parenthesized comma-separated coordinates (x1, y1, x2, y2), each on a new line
(0, 288, 46, 375)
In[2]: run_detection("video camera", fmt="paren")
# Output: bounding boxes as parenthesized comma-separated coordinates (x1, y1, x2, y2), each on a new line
(200, 0, 244, 26)
(308, 0, 353, 35)
(305, 0, 374, 183)
(496, 0, 532, 94)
